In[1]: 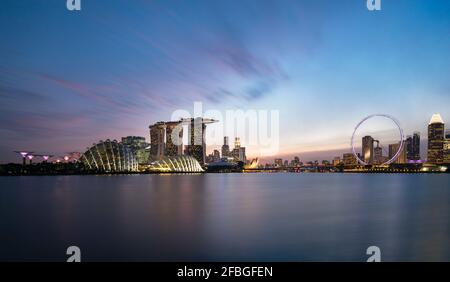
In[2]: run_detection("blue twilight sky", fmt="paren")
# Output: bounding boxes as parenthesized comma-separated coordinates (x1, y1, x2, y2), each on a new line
(0, 0, 449, 163)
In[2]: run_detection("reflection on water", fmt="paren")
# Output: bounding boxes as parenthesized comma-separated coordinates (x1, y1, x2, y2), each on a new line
(0, 174, 449, 261)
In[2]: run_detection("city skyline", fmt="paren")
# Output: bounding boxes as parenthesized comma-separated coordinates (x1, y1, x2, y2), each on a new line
(4, 112, 449, 165)
(1, 1, 450, 163)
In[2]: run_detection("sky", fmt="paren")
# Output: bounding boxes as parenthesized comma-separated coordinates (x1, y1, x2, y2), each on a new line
(0, 0, 449, 163)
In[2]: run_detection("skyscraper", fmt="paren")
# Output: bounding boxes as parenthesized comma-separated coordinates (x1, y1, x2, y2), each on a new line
(186, 118, 207, 165)
(149, 118, 217, 164)
(213, 149, 220, 162)
(427, 113, 445, 164)
(234, 137, 241, 149)
(374, 146, 383, 165)
(230, 137, 246, 162)
(149, 122, 166, 160)
(389, 142, 406, 164)
(184, 117, 217, 165)
(445, 130, 450, 164)
(405, 135, 413, 161)
(221, 136, 230, 157)
(362, 136, 374, 164)
(412, 131, 421, 160)
(444, 139, 450, 164)
(165, 121, 183, 156)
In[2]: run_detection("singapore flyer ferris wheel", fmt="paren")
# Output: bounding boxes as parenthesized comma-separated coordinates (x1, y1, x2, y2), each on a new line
(351, 114, 404, 166)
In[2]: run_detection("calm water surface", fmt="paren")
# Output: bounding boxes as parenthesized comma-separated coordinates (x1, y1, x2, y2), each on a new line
(0, 173, 449, 261)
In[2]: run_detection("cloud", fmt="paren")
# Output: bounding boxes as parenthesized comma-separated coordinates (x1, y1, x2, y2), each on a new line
(0, 84, 47, 102)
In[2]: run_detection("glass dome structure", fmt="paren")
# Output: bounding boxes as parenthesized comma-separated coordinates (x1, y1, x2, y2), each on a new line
(81, 139, 138, 172)
(148, 155, 204, 172)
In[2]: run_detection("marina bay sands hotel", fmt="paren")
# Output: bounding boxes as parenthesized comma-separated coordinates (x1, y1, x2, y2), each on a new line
(149, 118, 217, 165)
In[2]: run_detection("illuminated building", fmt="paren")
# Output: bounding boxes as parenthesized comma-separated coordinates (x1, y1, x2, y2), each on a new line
(206, 150, 221, 163)
(149, 122, 166, 160)
(165, 121, 183, 157)
(293, 156, 301, 166)
(343, 153, 358, 167)
(374, 146, 383, 165)
(184, 118, 217, 165)
(238, 147, 246, 163)
(405, 135, 413, 161)
(427, 113, 445, 164)
(81, 139, 138, 172)
(405, 133, 421, 161)
(230, 137, 246, 162)
(121, 136, 147, 151)
(221, 136, 230, 157)
(234, 137, 241, 148)
(121, 136, 150, 164)
(149, 121, 183, 159)
(244, 158, 259, 169)
(444, 139, 450, 163)
(332, 157, 341, 166)
(213, 149, 220, 162)
(362, 136, 374, 164)
(274, 158, 283, 167)
(389, 142, 407, 164)
(291, 157, 301, 167)
(185, 118, 205, 164)
(412, 132, 421, 160)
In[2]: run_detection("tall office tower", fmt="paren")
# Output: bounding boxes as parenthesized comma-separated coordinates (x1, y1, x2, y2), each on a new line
(238, 147, 246, 163)
(412, 131, 421, 160)
(389, 142, 407, 164)
(184, 117, 217, 165)
(229, 137, 246, 162)
(362, 136, 374, 164)
(234, 137, 241, 149)
(444, 139, 450, 163)
(165, 121, 183, 156)
(374, 146, 383, 165)
(405, 135, 413, 161)
(185, 117, 206, 165)
(444, 130, 450, 163)
(427, 113, 445, 164)
(221, 136, 230, 157)
(149, 122, 166, 160)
